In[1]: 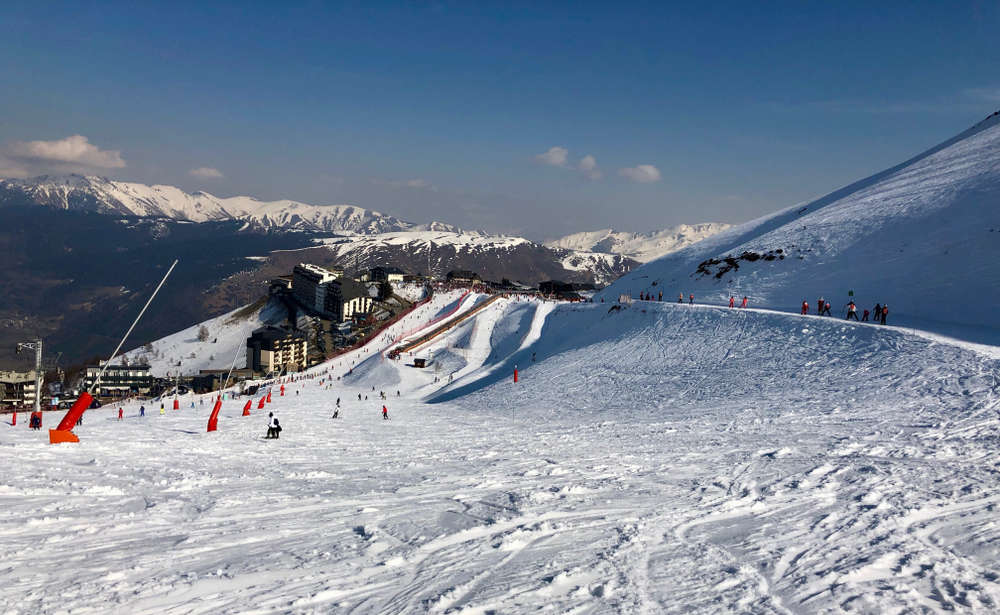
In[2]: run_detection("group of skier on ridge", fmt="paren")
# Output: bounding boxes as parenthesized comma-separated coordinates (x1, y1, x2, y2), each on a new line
(802, 296, 889, 324)
(635, 289, 889, 324)
(636, 291, 749, 309)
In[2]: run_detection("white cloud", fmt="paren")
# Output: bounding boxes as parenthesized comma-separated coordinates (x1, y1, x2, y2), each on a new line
(535, 146, 569, 167)
(405, 178, 431, 188)
(9, 135, 125, 169)
(618, 164, 661, 183)
(189, 167, 224, 179)
(577, 154, 602, 180)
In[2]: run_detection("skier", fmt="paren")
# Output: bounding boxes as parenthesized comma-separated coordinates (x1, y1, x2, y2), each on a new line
(118, 407, 123, 421)
(800, 300, 808, 315)
(881, 304, 888, 325)
(266, 412, 277, 439)
(160, 404, 165, 416)
(336, 397, 341, 408)
(139, 405, 145, 417)
(741, 296, 748, 308)
(358, 393, 362, 401)
(689, 293, 694, 305)
(332, 408, 339, 419)
(817, 297, 824, 315)
(678, 293, 683, 303)
(821, 301, 832, 316)
(846, 301, 859, 321)
(382, 405, 389, 420)
(873, 303, 881, 323)
(862, 309, 869, 322)
(658, 291, 662, 301)
(729, 296, 735, 308)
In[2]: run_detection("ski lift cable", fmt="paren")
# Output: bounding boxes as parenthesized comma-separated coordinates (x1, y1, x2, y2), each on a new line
(91, 259, 178, 394)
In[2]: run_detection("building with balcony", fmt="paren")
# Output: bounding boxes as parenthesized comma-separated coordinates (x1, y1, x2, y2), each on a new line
(81, 363, 153, 398)
(246, 327, 309, 373)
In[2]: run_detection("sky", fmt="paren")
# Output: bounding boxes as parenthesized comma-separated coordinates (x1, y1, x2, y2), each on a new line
(0, 1, 998, 240)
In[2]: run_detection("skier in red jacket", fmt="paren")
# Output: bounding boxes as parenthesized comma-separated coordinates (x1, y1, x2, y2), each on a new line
(801, 300, 809, 315)
(382, 405, 389, 420)
(729, 296, 735, 308)
(740, 296, 748, 308)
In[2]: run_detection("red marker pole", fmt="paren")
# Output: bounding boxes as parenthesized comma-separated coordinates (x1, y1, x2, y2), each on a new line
(513, 365, 518, 383)
(11, 410, 16, 426)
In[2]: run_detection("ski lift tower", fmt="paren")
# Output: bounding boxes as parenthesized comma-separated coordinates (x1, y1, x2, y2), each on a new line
(15, 339, 43, 417)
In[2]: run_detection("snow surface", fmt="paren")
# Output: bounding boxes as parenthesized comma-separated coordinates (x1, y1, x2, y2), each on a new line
(4, 294, 1000, 613)
(546, 223, 732, 263)
(600, 111, 1000, 345)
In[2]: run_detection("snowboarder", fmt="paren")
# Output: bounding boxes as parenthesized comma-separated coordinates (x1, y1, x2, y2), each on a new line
(382, 405, 389, 420)
(801, 300, 809, 315)
(688, 293, 694, 305)
(741, 296, 748, 308)
(880, 305, 888, 325)
(272, 418, 281, 439)
(729, 296, 735, 308)
(266, 412, 277, 439)
(846, 301, 859, 320)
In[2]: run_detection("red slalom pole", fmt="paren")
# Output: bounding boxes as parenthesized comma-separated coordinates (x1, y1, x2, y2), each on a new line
(513, 365, 518, 383)
(11, 410, 16, 426)
(207, 397, 222, 432)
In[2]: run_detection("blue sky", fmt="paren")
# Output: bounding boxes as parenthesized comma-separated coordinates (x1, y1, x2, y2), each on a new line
(1, 1, 998, 239)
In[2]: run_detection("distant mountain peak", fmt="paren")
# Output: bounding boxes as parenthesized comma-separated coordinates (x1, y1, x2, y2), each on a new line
(545, 223, 731, 262)
(0, 174, 461, 234)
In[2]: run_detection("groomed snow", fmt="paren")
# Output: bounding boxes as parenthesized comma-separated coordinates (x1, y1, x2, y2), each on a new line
(4, 296, 1000, 613)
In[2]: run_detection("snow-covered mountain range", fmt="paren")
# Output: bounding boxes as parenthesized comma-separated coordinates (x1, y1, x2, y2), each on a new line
(603, 109, 1000, 345)
(546, 223, 731, 262)
(0, 174, 458, 234)
(313, 231, 634, 285)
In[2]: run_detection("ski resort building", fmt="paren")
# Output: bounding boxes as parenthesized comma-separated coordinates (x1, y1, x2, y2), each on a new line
(81, 363, 153, 398)
(362, 266, 407, 283)
(322, 279, 374, 323)
(446, 270, 481, 285)
(292, 263, 344, 313)
(0, 370, 37, 408)
(245, 327, 309, 373)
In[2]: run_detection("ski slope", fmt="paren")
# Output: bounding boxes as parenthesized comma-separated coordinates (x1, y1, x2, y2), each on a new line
(4, 295, 1000, 613)
(601, 111, 1000, 346)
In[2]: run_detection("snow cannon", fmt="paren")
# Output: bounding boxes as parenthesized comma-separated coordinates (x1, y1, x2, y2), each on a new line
(207, 397, 222, 432)
(173, 398, 179, 410)
(49, 391, 93, 444)
(257, 397, 266, 410)
(242, 399, 252, 416)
